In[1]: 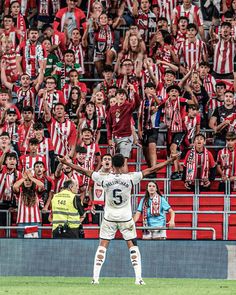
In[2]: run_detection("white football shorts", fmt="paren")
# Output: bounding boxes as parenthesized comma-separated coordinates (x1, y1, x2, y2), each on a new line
(100, 218, 137, 240)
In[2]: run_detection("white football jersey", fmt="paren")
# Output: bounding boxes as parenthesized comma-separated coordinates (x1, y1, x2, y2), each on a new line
(92, 171, 143, 221)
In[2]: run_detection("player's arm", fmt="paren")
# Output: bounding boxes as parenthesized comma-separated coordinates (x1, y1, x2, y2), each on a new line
(142, 154, 178, 177)
(58, 156, 93, 177)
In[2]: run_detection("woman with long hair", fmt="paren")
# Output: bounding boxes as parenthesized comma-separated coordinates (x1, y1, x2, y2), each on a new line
(133, 181, 175, 240)
(65, 86, 85, 125)
(79, 101, 101, 143)
(13, 171, 44, 238)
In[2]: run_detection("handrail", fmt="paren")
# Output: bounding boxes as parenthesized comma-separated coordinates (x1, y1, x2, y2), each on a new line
(0, 226, 216, 240)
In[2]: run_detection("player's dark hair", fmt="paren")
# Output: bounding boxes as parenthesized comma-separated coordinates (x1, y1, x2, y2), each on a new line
(112, 153, 125, 168)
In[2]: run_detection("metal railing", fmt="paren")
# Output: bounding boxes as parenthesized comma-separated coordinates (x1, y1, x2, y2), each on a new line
(0, 225, 216, 240)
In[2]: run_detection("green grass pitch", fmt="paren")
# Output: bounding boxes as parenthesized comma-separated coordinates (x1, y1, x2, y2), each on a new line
(0, 277, 236, 295)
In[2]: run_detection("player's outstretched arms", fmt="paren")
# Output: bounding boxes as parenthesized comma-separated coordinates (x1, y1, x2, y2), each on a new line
(142, 153, 179, 177)
(58, 156, 93, 177)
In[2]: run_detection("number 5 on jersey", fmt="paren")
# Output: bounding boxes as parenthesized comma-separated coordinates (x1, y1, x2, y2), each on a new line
(113, 189, 122, 205)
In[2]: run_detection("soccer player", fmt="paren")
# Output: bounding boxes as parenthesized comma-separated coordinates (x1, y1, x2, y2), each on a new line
(59, 153, 178, 285)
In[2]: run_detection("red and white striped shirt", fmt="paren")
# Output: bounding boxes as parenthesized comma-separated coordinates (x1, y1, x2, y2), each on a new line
(157, 0, 177, 25)
(16, 40, 45, 78)
(19, 154, 47, 173)
(178, 39, 207, 69)
(172, 4, 203, 27)
(17, 122, 35, 155)
(0, 167, 21, 202)
(68, 42, 85, 74)
(183, 113, 200, 143)
(46, 117, 77, 156)
(202, 74, 216, 100)
(37, 137, 54, 173)
(16, 187, 41, 224)
(54, 171, 82, 193)
(217, 147, 236, 178)
(1, 50, 18, 83)
(12, 85, 37, 108)
(213, 38, 235, 75)
(135, 9, 157, 42)
(38, 90, 65, 114)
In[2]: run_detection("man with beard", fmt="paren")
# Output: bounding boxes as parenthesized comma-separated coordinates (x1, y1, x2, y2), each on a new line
(34, 161, 54, 224)
(17, 106, 35, 155)
(0, 152, 22, 234)
(16, 28, 45, 81)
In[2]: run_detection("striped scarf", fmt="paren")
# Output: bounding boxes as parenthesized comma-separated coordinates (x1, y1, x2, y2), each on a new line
(142, 193, 161, 226)
(164, 97, 183, 133)
(219, 147, 236, 178)
(186, 147, 209, 183)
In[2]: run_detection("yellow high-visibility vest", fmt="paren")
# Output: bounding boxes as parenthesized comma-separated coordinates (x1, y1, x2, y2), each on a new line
(52, 189, 81, 230)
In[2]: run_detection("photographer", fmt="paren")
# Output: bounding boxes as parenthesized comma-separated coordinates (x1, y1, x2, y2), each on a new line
(51, 180, 86, 239)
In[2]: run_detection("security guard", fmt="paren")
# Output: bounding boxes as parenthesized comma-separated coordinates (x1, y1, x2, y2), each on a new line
(52, 180, 85, 238)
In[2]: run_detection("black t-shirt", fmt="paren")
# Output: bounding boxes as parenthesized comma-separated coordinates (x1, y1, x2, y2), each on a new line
(212, 105, 236, 139)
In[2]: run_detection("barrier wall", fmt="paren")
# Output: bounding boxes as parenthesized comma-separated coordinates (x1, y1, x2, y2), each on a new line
(0, 239, 236, 279)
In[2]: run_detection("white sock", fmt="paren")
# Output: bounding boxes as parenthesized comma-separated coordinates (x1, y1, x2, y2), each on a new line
(93, 246, 107, 280)
(129, 246, 142, 280)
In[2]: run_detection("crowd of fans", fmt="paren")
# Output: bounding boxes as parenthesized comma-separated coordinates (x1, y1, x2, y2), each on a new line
(0, 0, 235, 237)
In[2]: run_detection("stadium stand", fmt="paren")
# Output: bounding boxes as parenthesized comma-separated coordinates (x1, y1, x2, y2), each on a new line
(0, 0, 236, 241)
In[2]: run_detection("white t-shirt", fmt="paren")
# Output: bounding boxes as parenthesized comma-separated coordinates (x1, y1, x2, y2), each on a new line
(92, 171, 143, 221)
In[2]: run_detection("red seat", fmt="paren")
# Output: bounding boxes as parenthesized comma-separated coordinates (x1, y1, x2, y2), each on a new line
(230, 195, 236, 211)
(197, 222, 223, 239)
(198, 213, 223, 223)
(198, 194, 224, 211)
(228, 226, 236, 240)
(168, 196, 193, 211)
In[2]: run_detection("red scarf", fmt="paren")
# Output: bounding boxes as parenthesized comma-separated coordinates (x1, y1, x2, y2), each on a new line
(142, 193, 161, 228)
(164, 97, 183, 133)
(186, 147, 209, 184)
(219, 147, 236, 178)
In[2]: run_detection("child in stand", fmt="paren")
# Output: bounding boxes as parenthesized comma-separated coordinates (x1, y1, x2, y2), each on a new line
(183, 104, 201, 148)
(79, 101, 101, 144)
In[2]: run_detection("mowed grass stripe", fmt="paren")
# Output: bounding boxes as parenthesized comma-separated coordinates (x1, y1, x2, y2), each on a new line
(0, 277, 236, 295)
